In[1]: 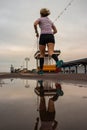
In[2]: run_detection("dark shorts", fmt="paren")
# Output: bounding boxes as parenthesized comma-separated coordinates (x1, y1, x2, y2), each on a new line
(39, 34, 55, 45)
(40, 110, 55, 121)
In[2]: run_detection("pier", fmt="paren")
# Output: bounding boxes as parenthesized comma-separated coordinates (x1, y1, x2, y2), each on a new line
(62, 58, 87, 74)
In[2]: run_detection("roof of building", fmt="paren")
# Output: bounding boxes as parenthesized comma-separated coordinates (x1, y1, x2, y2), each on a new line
(62, 58, 87, 67)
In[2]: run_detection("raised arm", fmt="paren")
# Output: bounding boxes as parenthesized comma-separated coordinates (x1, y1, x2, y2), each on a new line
(34, 117, 39, 130)
(52, 24, 57, 34)
(34, 20, 39, 37)
(52, 120, 58, 130)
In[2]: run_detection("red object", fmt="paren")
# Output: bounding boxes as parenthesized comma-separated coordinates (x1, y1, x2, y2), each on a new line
(55, 83, 61, 89)
(55, 67, 61, 72)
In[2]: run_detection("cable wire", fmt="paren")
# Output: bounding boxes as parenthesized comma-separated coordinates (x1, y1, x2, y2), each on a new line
(53, 0, 74, 23)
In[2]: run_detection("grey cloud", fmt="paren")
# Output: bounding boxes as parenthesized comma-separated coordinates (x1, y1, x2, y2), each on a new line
(0, 0, 87, 72)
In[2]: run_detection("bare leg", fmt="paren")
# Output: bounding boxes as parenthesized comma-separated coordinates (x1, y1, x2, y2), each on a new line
(39, 45, 46, 58)
(47, 43, 59, 62)
(39, 97, 46, 111)
(48, 98, 55, 112)
(47, 43, 54, 56)
(39, 45, 46, 71)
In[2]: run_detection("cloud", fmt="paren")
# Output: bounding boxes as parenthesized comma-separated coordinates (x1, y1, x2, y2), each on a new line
(0, 0, 87, 71)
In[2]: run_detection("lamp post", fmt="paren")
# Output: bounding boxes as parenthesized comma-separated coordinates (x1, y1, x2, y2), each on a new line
(25, 57, 30, 70)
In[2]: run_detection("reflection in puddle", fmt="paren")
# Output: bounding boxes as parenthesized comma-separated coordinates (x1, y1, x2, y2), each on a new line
(0, 79, 7, 87)
(34, 80, 64, 130)
(82, 96, 87, 99)
(0, 78, 87, 130)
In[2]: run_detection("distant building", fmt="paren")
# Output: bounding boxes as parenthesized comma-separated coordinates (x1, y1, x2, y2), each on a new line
(62, 58, 87, 74)
(34, 50, 61, 72)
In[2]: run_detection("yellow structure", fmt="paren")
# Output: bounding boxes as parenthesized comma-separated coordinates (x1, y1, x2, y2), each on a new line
(34, 50, 61, 72)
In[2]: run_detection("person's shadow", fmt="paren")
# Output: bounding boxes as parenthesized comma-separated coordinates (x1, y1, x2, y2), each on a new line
(34, 80, 64, 130)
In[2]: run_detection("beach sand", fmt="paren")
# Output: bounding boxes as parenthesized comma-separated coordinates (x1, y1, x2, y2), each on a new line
(0, 73, 87, 83)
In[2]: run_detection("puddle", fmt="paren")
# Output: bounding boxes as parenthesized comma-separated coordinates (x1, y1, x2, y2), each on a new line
(0, 78, 87, 130)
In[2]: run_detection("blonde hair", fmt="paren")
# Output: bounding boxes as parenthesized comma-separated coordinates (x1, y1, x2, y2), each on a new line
(40, 8, 50, 17)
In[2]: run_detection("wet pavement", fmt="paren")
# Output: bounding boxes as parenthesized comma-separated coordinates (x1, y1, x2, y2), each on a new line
(0, 78, 87, 130)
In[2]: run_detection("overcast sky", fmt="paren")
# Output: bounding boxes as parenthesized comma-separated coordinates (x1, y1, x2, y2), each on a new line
(0, 0, 87, 72)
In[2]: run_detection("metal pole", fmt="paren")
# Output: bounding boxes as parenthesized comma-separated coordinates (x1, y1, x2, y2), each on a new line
(36, 37, 39, 70)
